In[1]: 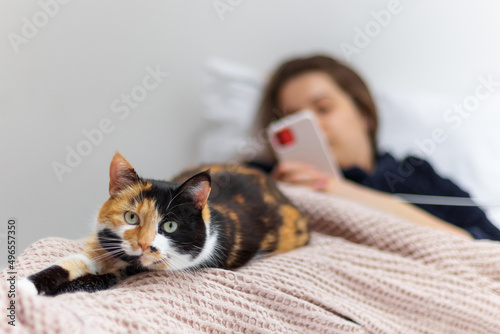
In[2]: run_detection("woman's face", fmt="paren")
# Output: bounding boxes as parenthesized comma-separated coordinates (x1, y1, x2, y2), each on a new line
(278, 71, 374, 171)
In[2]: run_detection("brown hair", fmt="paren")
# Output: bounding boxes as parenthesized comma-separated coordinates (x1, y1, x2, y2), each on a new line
(254, 54, 379, 161)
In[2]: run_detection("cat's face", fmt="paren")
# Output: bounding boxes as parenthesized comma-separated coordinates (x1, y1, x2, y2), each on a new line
(95, 152, 212, 271)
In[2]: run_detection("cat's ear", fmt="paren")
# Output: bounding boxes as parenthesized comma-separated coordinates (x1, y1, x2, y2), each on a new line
(109, 151, 139, 196)
(176, 170, 211, 210)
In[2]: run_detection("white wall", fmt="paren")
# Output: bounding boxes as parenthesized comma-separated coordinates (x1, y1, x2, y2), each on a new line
(1, 0, 500, 265)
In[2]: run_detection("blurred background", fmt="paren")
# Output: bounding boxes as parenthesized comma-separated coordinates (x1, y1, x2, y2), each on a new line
(2, 0, 500, 266)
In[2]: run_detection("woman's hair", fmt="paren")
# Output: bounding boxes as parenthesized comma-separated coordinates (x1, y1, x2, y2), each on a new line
(254, 54, 379, 161)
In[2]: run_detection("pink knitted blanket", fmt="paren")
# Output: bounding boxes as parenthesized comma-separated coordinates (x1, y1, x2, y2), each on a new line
(2, 185, 500, 334)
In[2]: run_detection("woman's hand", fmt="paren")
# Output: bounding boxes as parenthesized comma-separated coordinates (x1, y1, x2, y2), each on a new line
(271, 161, 340, 192)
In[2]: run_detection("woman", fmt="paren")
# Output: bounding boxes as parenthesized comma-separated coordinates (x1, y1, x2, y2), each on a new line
(251, 54, 500, 240)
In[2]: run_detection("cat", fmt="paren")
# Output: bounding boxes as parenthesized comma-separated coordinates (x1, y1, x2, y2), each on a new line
(18, 152, 309, 296)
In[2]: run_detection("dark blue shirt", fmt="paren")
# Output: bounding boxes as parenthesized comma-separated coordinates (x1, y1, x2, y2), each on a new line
(248, 153, 500, 240)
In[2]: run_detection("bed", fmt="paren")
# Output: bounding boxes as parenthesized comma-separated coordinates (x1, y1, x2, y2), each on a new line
(3, 184, 500, 333)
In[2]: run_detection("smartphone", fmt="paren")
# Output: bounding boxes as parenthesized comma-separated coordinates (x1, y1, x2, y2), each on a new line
(267, 110, 341, 178)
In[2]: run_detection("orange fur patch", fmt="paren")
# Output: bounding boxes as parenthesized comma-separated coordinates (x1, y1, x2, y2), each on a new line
(233, 194, 245, 204)
(275, 205, 308, 253)
(263, 193, 276, 204)
(56, 257, 91, 280)
(202, 205, 211, 224)
(123, 198, 159, 252)
(82, 233, 122, 273)
(212, 204, 242, 267)
(96, 181, 170, 269)
(98, 182, 153, 229)
(260, 233, 277, 251)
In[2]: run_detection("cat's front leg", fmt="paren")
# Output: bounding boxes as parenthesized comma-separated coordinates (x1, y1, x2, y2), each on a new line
(18, 253, 106, 296)
(46, 271, 119, 296)
(46, 264, 151, 295)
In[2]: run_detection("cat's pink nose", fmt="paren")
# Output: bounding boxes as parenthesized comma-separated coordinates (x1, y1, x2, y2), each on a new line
(139, 243, 148, 252)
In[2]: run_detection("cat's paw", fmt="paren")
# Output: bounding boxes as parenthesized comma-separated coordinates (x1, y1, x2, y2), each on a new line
(17, 277, 38, 296)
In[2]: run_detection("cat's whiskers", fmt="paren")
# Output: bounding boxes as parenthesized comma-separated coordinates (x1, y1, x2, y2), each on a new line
(157, 254, 181, 274)
(90, 249, 123, 260)
(91, 248, 126, 262)
(88, 247, 122, 253)
(97, 237, 122, 244)
(97, 235, 120, 240)
(155, 257, 171, 271)
(96, 238, 121, 242)
(96, 239, 121, 244)
(92, 254, 123, 265)
(96, 237, 123, 248)
(96, 244, 122, 250)
(88, 247, 114, 253)
(162, 258, 190, 280)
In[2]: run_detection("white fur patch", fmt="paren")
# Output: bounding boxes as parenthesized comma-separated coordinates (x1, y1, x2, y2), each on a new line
(189, 229, 219, 268)
(71, 254, 99, 274)
(121, 240, 142, 256)
(152, 233, 169, 252)
(17, 278, 38, 296)
(55, 254, 101, 279)
(152, 224, 219, 271)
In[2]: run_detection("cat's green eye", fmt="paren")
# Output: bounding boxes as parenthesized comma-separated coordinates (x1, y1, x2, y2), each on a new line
(124, 211, 140, 225)
(162, 221, 178, 233)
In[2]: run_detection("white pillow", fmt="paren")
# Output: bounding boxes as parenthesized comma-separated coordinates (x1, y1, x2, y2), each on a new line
(199, 58, 500, 228)
(198, 57, 263, 163)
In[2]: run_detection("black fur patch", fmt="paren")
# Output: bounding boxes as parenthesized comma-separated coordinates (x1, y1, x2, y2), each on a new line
(28, 265, 69, 295)
(47, 273, 118, 295)
(97, 228, 140, 264)
(120, 265, 151, 280)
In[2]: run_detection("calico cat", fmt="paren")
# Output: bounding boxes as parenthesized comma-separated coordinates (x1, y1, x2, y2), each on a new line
(18, 152, 309, 296)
